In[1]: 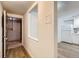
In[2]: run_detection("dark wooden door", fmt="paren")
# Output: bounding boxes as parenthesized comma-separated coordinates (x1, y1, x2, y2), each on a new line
(7, 17, 22, 42)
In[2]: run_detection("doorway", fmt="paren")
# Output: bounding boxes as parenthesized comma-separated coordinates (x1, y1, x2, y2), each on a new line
(6, 16, 22, 51)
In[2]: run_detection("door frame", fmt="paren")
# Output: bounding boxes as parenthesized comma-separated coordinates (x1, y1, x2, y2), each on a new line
(2, 13, 4, 58)
(7, 17, 22, 43)
(20, 19, 22, 43)
(2, 11, 7, 58)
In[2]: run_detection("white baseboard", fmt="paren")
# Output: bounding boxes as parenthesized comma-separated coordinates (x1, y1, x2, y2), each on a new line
(23, 45, 33, 57)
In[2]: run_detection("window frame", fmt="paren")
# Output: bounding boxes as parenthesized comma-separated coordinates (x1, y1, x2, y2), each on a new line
(28, 3, 38, 41)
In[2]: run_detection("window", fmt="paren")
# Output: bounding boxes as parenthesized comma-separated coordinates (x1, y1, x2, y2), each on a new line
(28, 5, 38, 41)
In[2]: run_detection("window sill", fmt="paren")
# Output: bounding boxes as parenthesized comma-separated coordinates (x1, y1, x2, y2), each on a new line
(28, 35, 38, 42)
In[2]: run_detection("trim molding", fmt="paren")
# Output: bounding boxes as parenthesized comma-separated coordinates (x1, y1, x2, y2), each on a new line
(23, 45, 33, 58)
(61, 41, 79, 46)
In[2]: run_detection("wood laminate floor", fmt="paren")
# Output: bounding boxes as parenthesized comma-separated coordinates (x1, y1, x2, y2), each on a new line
(58, 42, 79, 58)
(6, 46, 31, 58)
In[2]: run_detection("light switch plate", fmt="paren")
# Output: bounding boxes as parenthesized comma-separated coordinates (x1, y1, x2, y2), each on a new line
(45, 15, 51, 24)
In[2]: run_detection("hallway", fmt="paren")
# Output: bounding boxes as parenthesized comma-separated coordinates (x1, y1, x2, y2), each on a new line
(0, 1, 55, 58)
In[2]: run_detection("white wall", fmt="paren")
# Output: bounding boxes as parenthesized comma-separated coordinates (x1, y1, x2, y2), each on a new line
(23, 2, 57, 57)
(0, 2, 3, 57)
(57, 18, 63, 42)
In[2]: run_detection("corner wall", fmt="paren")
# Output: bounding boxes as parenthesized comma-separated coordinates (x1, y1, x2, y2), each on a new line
(23, 1, 56, 58)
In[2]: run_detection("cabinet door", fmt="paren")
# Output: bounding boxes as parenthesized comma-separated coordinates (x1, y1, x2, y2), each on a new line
(72, 34, 79, 44)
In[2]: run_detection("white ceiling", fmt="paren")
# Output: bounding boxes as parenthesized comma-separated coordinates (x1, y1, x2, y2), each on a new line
(58, 1, 79, 19)
(1, 1, 35, 15)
